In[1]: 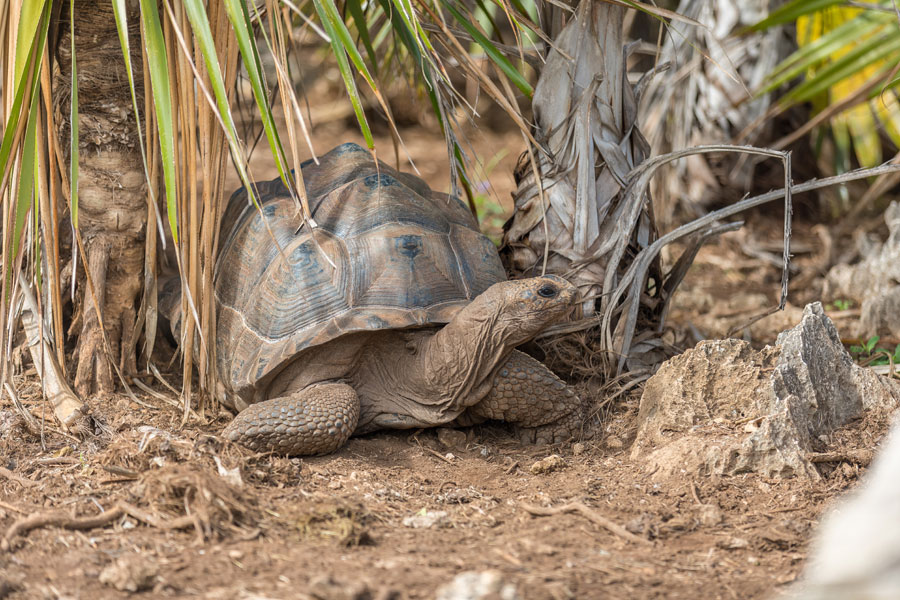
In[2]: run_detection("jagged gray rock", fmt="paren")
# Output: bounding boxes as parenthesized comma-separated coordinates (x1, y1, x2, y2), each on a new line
(825, 201, 900, 339)
(860, 286, 900, 341)
(631, 303, 900, 479)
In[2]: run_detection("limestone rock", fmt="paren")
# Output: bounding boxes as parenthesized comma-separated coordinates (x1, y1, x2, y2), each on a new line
(402, 510, 449, 529)
(825, 201, 900, 339)
(529, 455, 565, 475)
(824, 202, 900, 302)
(98, 555, 158, 592)
(632, 303, 900, 480)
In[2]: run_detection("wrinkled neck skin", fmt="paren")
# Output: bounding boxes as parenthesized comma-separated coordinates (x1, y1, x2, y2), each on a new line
(414, 293, 536, 413)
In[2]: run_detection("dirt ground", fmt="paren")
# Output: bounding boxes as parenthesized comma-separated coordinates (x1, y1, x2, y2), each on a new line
(2, 89, 898, 599)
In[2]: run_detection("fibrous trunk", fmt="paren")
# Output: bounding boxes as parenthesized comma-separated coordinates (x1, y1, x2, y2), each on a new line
(54, 0, 146, 396)
(502, 1, 664, 377)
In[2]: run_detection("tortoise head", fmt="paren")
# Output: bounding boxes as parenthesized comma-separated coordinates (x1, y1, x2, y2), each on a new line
(474, 275, 578, 346)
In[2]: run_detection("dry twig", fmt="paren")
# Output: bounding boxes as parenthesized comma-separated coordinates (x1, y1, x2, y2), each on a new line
(0, 500, 26, 514)
(0, 466, 37, 488)
(520, 501, 650, 545)
(1, 500, 197, 551)
(807, 450, 874, 466)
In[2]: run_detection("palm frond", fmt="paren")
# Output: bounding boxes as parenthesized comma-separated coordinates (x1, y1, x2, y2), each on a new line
(755, 1, 900, 174)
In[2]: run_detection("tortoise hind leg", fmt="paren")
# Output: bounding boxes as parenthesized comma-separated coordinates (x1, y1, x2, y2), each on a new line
(468, 350, 584, 445)
(223, 383, 360, 455)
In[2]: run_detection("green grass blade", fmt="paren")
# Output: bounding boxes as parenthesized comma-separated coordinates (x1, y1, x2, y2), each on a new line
(12, 102, 39, 265)
(374, 0, 450, 139)
(69, 0, 80, 229)
(346, 0, 378, 71)
(387, 0, 437, 57)
(761, 15, 891, 94)
(14, 0, 48, 83)
(778, 33, 900, 107)
(472, 0, 502, 41)
(314, 1, 375, 148)
(312, 0, 379, 90)
(33, 125, 42, 289)
(139, 0, 178, 242)
(223, 0, 293, 185)
(182, 0, 264, 208)
(0, 2, 50, 197)
(439, 0, 533, 96)
(0, 64, 33, 196)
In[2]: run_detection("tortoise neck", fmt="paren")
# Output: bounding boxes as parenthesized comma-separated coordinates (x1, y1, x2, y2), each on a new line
(415, 298, 513, 407)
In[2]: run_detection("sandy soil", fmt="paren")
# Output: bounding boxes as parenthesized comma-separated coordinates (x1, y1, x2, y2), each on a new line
(1, 377, 891, 599)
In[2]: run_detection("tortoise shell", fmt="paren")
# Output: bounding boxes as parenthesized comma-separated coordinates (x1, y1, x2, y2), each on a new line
(215, 143, 507, 405)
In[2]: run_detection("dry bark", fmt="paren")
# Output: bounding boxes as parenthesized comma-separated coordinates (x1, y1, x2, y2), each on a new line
(53, 0, 146, 396)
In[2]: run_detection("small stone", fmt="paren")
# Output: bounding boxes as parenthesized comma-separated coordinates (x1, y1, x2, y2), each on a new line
(605, 436, 623, 450)
(776, 572, 798, 585)
(572, 443, 586, 456)
(328, 479, 342, 490)
(308, 575, 370, 600)
(435, 570, 521, 600)
(719, 536, 749, 550)
(530, 454, 565, 475)
(402, 510, 449, 529)
(625, 515, 649, 535)
(437, 428, 467, 450)
(98, 555, 158, 592)
(698, 504, 723, 527)
(0, 578, 18, 598)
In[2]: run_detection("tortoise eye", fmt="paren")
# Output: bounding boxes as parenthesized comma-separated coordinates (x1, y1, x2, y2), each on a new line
(537, 284, 558, 298)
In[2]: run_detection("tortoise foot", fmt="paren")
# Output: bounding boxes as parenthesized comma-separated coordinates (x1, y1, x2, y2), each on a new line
(513, 408, 584, 445)
(223, 383, 360, 455)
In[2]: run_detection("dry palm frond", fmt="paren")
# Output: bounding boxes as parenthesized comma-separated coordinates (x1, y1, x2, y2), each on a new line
(639, 0, 790, 226)
(503, 1, 663, 376)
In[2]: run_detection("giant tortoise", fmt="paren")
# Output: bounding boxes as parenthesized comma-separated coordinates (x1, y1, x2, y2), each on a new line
(166, 143, 583, 455)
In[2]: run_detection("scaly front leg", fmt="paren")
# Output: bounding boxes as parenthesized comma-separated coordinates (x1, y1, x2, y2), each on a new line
(224, 383, 360, 455)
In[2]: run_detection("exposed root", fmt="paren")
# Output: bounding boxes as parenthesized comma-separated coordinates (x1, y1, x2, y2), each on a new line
(520, 501, 651, 546)
(74, 241, 114, 397)
(806, 450, 874, 466)
(0, 501, 196, 551)
(1, 464, 257, 551)
(0, 467, 37, 489)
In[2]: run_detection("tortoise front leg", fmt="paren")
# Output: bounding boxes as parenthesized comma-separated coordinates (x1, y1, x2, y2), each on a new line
(223, 383, 360, 455)
(468, 350, 583, 444)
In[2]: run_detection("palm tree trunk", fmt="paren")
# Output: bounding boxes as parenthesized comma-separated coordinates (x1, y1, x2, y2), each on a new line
(502, 1, 662, 376)
(54, 0, 146, 396)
